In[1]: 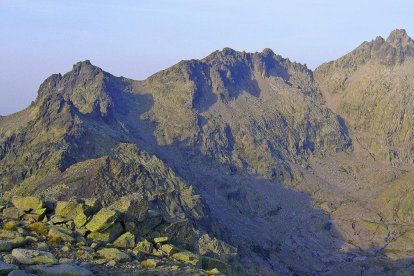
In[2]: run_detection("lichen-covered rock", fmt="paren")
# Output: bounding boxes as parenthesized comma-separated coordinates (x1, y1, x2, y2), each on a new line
(37, 242, 49, 251)
(59, 257, 75, 264)
(27, 263, 93, 276)
(55, 201, 88, 228)
(11, 249, 58, 265)
(97, 248, 130, 262)
(172, 251, 201, 266)
(48, 226, 74, 243)
(3, 208, 23, 220)
(50, 216, 68, 224)
(0, 240, 13, 252)
(15, 228, 27, 237)
(0, 260, 18, 274)
(160, 244, 180, 256)
(201, 256, 228, 274)
(10, 236, 28, 248)
(153, 236, 168, 244)
(75, 249, 94, 262)
(12, 197, 44, 212)
(197, 234, 238, 262)
(0, 230, 20, 240)
(3, 221, 18, 231)
(83, 198, 101, 215)
(27, 222, 49, 236)
(110, 194, 149, 222)
(85, 208, 118, 232)
(152, 248, 166, 257)
(206, 268, 221, 275)
(113, 232, 135, 249)
(134, 239, 153, 254)
(22, 208, 46, 222)
(87, 222, 123, 243)
(141, 258, 157, 268)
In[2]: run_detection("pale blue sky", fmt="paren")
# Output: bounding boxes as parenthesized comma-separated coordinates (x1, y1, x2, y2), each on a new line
(1, 0, 413, 115)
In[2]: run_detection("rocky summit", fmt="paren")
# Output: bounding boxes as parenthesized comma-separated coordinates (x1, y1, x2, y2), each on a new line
(0, 29, 414, 275)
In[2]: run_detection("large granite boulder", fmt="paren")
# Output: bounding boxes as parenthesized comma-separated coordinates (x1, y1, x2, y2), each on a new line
(113, 232, 135, 249)
(87, 223, 123, 243)
(12, 197, 44, 212)
(97, 248, 130, 262)
(3, 208, 23, 220)
(134, 239, 153, 254)
(55, 200, 90, 228)
(48, 227, 74, 243)
(85, 208, 118, 232)
(110, 194, 149, 222)
(172, 251, 201, 266)
(141, 259, 157, 268)
(27, 222, 48, 236)
(11, 249, 58, 265)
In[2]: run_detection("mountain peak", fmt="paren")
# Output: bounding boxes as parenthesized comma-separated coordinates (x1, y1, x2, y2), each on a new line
(386, 29, 413, 47)
(221, 47, 237, 55)
(73, 59, 92, 68)
(69, 60, 104, 83)
(261, 48, 275, 55)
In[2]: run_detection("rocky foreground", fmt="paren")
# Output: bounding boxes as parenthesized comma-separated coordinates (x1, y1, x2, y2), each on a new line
(0, 195, 237, 275)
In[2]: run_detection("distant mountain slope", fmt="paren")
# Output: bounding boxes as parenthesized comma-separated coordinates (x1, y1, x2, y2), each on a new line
(315, 29, 414, 165)
(140, 48, 351, 181)
(0, 48, 352, 274)
(2, 30, 414, 274)
(0, 48, 351, 192)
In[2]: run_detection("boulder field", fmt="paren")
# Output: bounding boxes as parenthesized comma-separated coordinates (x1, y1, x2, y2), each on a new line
(0, 196, 237, 275)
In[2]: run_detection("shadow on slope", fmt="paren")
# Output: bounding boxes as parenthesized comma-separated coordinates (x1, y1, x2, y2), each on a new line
(115, 89, 414, 275)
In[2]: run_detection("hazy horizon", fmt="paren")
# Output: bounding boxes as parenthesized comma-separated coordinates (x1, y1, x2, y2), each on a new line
(1, 0, 413, 115)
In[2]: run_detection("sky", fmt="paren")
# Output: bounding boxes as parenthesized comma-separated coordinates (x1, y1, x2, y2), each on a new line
(0, 0, 413, 115)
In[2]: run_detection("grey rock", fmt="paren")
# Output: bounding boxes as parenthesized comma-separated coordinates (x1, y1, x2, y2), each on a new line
(0, 241, 13, 252)
(11, 249, 58, 265)
(27, 264, 93, 276)
(3, 208, 22, 220)
(0, 260, 18, 275)
(7, 270, 36, 276)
